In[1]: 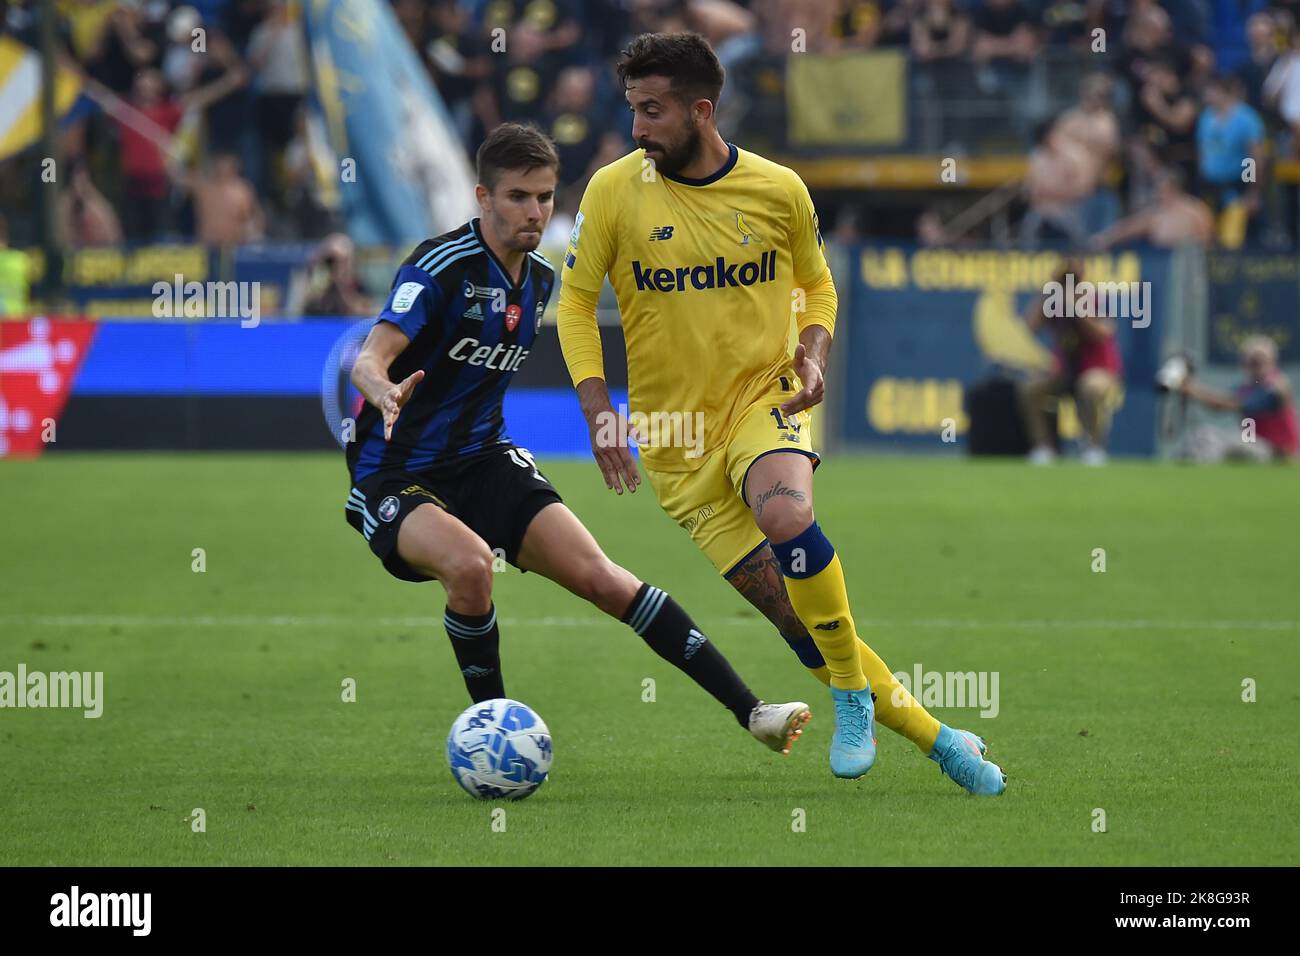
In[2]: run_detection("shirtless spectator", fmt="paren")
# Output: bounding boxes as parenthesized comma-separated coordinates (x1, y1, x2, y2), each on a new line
(1053, 73, 1122, 233)
(179, 153, 265, 246)
(1056, 74, 1121, 182)
(60, 160, 123, 247)
(1092, 167, 1215, 248)
(1021, 122, 1096, 245)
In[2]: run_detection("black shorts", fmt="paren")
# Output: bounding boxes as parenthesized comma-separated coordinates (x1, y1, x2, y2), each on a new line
(344, 444, 563, 583)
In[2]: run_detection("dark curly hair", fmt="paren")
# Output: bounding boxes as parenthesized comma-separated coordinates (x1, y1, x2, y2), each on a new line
(616, 32, 725, 110)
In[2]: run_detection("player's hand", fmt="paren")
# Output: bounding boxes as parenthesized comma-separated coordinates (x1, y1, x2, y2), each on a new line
(782, 343, 824, 415)
(381, 369, 424, 441)
(588, 408, 643, 495)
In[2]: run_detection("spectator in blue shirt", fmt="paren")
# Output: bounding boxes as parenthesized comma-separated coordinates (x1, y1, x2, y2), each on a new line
(1197, 73, 1267, 244)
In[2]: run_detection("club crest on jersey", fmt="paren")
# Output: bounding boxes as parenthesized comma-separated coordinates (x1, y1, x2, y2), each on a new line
(505, 303, 523, 332)
(735, 211, 763, 245)
(378, 496, 400, 522)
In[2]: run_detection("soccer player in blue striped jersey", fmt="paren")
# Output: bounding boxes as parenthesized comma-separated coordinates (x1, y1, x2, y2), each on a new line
(344, 122, 810, 756)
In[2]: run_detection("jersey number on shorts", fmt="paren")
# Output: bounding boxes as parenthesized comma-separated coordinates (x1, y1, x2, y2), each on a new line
(507, 447, 543, 480)
(770, 408, 801, 433)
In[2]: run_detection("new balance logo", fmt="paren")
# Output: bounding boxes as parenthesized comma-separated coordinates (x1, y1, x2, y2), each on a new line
(462, 302, 485, 321)
(684, 628, 707, 660)
(814, 621, 840, 631)
(649, 225, 675, 241)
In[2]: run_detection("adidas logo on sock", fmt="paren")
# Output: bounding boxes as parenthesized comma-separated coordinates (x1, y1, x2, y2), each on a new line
(814, 620, 840, 631)
(684, 628, 707, 660)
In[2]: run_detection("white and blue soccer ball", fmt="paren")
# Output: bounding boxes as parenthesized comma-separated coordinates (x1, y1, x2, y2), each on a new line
(446, 698, 552, 800)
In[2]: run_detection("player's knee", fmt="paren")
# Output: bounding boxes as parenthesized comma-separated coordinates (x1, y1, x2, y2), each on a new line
(441, 547, 495, 607)
(577, 559, 636, 615)
(755, 497, 814, 543)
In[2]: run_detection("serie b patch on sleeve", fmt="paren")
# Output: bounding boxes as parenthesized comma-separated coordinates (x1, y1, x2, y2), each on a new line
(391, 281, 424, 314)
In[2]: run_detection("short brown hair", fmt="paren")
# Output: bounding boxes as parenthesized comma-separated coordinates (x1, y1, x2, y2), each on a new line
(616, 32, 725, 110)
(476, 123, 560, 192)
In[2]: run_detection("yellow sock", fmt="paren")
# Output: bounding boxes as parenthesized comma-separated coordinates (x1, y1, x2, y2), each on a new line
(782, 553, 868, 690)
(775, 522, 938, 751)
(799, 642, 941, 754)
(857, 640, 941, 753)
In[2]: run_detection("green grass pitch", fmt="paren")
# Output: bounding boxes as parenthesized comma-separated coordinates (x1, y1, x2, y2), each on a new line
(1, 453, 1297, 866)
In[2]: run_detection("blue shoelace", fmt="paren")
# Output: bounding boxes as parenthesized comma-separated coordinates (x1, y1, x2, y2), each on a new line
(834, 693, 869, 748)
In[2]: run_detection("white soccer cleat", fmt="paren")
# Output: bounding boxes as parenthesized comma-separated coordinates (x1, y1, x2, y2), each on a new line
(748, 701, 811, 755)
(1028, 445, 1056, 466)
(1081, 445, 1109, 467)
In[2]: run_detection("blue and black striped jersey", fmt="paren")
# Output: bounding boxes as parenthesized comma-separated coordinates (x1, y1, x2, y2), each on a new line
(347, 218, 556, 481)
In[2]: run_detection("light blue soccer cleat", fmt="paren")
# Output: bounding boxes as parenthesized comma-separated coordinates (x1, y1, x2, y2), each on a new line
(829, 685, 877, 779)
(929, 724, 1007, 796)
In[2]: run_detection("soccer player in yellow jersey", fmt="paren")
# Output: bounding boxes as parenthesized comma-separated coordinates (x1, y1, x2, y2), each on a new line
(557, 33, 1006, 793)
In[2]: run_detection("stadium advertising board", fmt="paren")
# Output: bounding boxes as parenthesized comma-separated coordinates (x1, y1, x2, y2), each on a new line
(839, 245, 1172, 456)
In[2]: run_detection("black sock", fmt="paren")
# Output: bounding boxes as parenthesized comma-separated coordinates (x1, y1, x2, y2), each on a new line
(621, 583, 758, 727)
(444, 604, 504, 703)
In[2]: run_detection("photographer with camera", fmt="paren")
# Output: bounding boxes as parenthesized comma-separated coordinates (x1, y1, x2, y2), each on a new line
(1163, 335, 1298, 462)
(303, 233, 373, 317)
(1019, 257, 1123, 466)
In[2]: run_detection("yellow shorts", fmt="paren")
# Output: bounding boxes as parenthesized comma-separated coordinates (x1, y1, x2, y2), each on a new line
(643, 378, 820, 576)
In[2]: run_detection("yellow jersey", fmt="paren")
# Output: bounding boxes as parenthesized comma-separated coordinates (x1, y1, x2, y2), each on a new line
(557, 143, 837, 472)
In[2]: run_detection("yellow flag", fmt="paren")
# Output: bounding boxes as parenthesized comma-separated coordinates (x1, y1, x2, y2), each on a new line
(0, 37, 82, 160)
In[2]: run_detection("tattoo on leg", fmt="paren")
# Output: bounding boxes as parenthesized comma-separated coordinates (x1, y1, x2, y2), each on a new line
(753, 480, 806, 519)
(727, 546, 809, 639)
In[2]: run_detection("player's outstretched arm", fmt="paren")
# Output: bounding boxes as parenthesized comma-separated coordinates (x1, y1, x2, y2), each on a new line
(350, 321, 423, 441)
(576, 376, 642, 495)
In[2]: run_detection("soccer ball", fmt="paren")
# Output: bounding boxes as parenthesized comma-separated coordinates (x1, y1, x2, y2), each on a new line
(446, 698, 552, 800)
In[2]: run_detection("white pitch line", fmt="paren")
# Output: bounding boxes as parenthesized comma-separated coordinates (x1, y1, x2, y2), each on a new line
(863, 618, 1300, 632)
(1, 614, 1298, 632)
